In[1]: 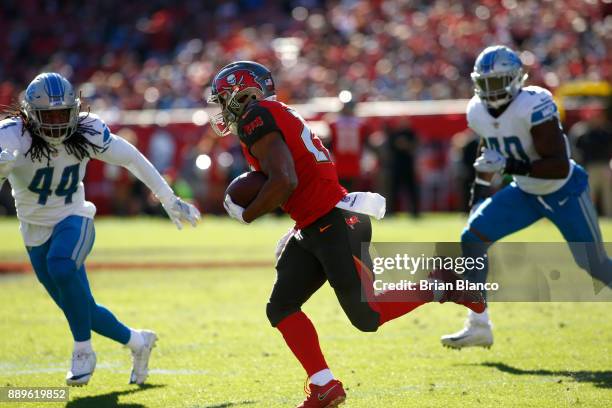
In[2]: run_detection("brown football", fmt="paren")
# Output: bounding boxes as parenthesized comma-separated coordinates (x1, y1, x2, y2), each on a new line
(225, 171, 267, 208)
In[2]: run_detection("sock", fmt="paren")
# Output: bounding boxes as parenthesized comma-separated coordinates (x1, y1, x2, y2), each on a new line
(126, 329, 145, 352)
(276, 312, 328, 377)
(74, 339, 93, 353)
(469, 309, 490, 325)
(310, 368, 334, 386)
(90, 302, 131, 344)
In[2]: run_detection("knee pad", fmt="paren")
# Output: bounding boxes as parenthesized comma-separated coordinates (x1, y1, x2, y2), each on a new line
(46, 256, 78, 286)
(266, 302, 300, 327)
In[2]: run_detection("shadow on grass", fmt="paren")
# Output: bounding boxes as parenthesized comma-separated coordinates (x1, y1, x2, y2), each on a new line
(479, 362, 612, 389)
(202, 402, 257, 408)
(66, 384, 165, 408)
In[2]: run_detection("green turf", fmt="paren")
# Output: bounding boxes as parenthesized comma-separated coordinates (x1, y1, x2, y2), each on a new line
(0, 215, 611, 407)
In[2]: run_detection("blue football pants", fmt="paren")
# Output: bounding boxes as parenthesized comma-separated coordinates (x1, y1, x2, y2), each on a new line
(462, 165, 612, 289)
(27, 215, 130, 343)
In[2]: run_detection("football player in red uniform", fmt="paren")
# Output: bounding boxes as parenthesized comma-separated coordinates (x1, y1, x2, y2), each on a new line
(208, 61, 485, 408)
(328, 101, 369, 191)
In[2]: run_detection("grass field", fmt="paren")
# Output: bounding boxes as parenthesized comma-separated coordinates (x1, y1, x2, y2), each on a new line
(0, 214, 611, 408)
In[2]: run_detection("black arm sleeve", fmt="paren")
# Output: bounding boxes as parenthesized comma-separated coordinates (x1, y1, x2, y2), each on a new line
(469, 181, 492, 209)
(237, 104, 281, 149)
(504, 158, 532, 175)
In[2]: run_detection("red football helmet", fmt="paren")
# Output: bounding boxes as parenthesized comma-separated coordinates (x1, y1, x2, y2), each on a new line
(207, 61, 275, 136)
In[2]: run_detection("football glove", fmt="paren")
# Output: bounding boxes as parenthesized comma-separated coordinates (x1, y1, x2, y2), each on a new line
(0, 149, 18, 177)
(161, 196, 201, 230)
(469, 177, 492, 214)
(223, 195, 247, 224)
(474, 147, 506, 173)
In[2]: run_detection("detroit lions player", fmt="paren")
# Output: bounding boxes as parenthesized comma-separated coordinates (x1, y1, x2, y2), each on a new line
(441, 46, 612, 349)
(0, 73, 200, 385)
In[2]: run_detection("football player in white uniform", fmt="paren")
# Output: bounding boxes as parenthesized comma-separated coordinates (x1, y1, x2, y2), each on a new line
(0, 73, 200, 385)
(441, 46, 612, 349)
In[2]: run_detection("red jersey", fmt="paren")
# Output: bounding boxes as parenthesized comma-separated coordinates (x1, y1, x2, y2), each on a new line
(237, 100, 347, 229)
(329, 116, 367, 179)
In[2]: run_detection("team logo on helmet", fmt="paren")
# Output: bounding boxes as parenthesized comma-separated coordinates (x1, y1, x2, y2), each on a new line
(208, 61, 276, 137)
(217, 70, 259, 95)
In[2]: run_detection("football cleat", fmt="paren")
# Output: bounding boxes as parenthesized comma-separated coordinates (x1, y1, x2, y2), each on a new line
(441, 319, 493, 349)
(66, 350, 96, 386)
(429, 268, 487, 314)
(297, 379, 346, 408)
(129, 330, 157, 385)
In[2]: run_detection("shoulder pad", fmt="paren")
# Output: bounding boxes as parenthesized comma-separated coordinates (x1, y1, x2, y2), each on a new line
(466, 95, 486, 128)
(520, 86, 558, 126)
(237, 102, 280, 148)
(0, 118, 24, 152)
(76, 113, 112, 147)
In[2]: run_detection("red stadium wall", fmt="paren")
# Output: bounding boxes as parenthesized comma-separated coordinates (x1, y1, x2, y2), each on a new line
(84, 104, 595, 214)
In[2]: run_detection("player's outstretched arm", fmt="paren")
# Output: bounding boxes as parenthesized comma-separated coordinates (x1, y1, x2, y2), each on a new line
(241, 132, 298, 223)
(0, 149, 18, 183)
(96, 134, 201, 229)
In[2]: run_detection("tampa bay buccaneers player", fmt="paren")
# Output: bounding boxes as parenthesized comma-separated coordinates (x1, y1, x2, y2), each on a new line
(207, 61, 485, 408)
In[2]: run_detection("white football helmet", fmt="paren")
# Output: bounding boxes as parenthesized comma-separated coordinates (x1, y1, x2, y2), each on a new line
(21, 73, 80, 146)
(471, 45, 527, 109)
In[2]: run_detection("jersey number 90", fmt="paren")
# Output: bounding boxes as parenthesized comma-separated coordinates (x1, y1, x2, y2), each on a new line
(486, 136, 530, 162)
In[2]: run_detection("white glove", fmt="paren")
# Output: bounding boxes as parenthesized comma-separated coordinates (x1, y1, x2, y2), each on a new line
(0, 149, 18, 176)
(160, 196, 201, 230)
(275, 228, 295, 261)
(223, 194, 247, 224)
(474, 147, 506, 173)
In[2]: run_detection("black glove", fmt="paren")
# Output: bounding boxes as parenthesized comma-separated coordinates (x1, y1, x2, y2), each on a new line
(469, 178, 492, 209)
(504, 157, 531, 175)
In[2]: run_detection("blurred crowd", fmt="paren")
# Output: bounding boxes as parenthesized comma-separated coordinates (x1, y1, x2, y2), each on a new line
(0, 0, 611, 109)
(0, 0, 611, 218)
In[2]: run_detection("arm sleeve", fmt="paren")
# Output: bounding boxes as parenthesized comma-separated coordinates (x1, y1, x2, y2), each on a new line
(95, 134, 175, 201)
(0, 121, 22, 179)
(237, 104, 280, 149)
(530, 92, 559, 127)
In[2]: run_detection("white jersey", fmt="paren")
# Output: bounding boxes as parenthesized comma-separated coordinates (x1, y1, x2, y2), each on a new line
(467, 85, 573, 195)
(0, 113, 174, 246)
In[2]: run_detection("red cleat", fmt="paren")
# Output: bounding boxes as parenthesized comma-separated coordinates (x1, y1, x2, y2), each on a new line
(429, 268, 487, 314)
(297, 379, 346, 408)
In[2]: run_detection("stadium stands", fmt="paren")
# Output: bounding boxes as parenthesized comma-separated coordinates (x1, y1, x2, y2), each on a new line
(0, 0, 610, 109)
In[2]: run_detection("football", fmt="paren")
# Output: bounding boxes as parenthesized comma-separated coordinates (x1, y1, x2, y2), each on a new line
(225, 171, 267, 208)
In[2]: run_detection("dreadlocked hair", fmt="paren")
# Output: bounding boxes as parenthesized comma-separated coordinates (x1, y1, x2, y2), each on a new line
(1, 103, 104, 165)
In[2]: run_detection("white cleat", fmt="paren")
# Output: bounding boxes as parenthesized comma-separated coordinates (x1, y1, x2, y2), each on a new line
(130, 330, 157, 385)
(441, 320, 493, 350)
(66, 350, 96, 386)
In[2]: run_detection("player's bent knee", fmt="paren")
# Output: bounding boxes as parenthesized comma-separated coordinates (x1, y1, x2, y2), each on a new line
(348, 314, 379, 332)
(461, 227, 481, 243)
(46, 256, 78, 285)
(344, 307, 379, 332)
(266, 302, 300, 327)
